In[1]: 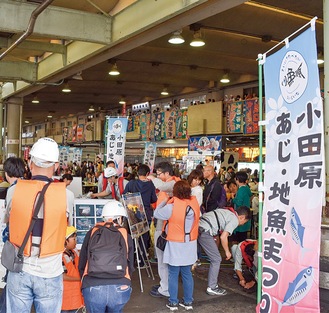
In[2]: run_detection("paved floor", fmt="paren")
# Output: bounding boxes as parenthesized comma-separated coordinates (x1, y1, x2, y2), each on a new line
(126, 260, 329, 313)
(1, 260, 328, 312)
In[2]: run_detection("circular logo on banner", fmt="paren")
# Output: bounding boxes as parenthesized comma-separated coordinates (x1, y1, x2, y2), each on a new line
(279, 51, 308, 104)
(112, 119, 123, 133)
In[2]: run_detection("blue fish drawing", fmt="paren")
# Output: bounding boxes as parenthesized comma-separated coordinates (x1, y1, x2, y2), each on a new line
(276, 266, 314, 313)
(290, 207, 311, 259)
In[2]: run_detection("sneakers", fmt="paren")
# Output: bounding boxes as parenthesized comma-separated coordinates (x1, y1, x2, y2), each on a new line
(179, 301, 193, 310)
(166, 302, 178, 311)
(206, 286, 227, 296)
(150, 288, 168, 298)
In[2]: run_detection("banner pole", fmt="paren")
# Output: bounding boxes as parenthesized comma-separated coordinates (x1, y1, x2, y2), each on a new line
(257, 53, 264, 304)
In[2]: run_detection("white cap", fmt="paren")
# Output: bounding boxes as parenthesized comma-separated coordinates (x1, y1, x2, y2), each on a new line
(30, 137, 59, 168)
(102, 200, 127, 219)
(104, 167, 117, 178)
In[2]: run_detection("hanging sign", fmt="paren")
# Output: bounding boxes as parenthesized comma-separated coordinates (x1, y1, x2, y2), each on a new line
(144, 142, 157, 173)
(259, 21, 323, 313)
(105, 116, 128, 177)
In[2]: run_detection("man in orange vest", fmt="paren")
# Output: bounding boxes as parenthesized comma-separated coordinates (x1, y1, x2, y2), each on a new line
(97, 160, 115, 196)
(5, 137, 68, 313)
(147, 162, 180, 298)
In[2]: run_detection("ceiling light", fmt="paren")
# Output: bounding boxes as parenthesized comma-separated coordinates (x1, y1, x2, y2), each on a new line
(47, 113, 53, 118)
(109, 63, 120, 76)
(72, 71, 83, 80)
(220, 73, 230, 84)
(62, 83, 71, 93)
(119, 97, 126, 105)
(168, 30, 185, 44)
(31, 96, 39, 104)
(25, 120, 30, 124)
(161, 88, 169, 96)
(89, 105, 95, 111)
(190, 30, 205, 47)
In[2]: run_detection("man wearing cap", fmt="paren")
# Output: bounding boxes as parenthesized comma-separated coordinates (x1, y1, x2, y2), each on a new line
(97, 160, 115, 196)
(4, 137, 68, 313)
(91, 167, 128, 201)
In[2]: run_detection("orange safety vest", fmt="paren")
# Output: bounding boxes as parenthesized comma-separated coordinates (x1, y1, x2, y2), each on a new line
(240, 241, 255, 269)
(165, 196, 200, 242)
(62, 249, 84, 310)
(9, 180, 67, 258)
(83, 221, 131, 281)
(110, 177, 125, 200)
(154, 176, 181, 209)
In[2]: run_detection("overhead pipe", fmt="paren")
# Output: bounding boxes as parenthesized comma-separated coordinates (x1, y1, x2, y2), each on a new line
(0, 0, 55, 61)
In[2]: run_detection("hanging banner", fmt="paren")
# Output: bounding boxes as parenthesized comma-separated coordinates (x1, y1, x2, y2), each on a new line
(144, 142, 157, 173)
(226, 101, 243, 133)
(260, 23, 324, 313)
(154, 112, 164, 141)
(105, 117, 128, 177)
(243, 99, 259, 134)
(164, 109, 176, 139)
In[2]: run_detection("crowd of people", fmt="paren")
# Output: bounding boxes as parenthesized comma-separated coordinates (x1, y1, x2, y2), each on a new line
(0, 138, 259, 312)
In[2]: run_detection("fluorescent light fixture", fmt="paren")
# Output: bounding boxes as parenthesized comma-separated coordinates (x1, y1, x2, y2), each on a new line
(31, 96, 39, 104)
(161, 88, 169, 96)
(109, 63, 120, 76)
(190, 30, 205, 47)
(220, 73, 230, 84)
(62, 83, 71, 93)
(168, 30, 185, 44)
(89, 105, 95, 111)
(119, 99, 126, 105)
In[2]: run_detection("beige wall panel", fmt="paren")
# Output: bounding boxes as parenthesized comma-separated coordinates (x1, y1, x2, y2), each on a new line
(188, 101, 223, 136)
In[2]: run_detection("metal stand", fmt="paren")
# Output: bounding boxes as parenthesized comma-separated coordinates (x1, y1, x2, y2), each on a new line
(134, 235, 154, 292)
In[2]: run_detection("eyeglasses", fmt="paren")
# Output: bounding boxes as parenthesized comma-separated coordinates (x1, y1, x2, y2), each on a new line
(156, 171, 164, 176)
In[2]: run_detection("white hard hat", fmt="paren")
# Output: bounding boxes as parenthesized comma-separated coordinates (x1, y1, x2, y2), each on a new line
(104, 167, 117, 178)
(102, 200, 127, 219)
(30, 137, 59, 164)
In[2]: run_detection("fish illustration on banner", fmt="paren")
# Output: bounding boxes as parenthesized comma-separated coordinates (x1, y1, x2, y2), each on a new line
(105, 117, 128, 177)
(275, 266, 314, 313)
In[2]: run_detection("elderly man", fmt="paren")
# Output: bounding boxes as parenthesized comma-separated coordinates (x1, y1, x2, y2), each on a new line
(4, 137, 68, 313)
(202, 165, 226, 213)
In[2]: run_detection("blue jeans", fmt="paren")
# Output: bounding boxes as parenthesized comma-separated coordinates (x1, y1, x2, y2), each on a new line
(6, 271, 63, 313)
(168, 265, 194, 304)
(82, 284, 132, 313)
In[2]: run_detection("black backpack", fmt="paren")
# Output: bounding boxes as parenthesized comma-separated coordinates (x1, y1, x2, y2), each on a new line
(87, 222, 128, 279)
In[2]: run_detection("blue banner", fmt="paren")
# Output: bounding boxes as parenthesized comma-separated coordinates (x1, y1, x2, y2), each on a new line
(260, 23, 323, 313)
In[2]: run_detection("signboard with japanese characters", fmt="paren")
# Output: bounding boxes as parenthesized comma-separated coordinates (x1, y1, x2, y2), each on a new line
(259, 22, 323, 313)
(105, 117, 128, 177)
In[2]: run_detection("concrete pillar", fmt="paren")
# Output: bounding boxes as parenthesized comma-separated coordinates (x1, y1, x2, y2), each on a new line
(5, 97, 22, 158)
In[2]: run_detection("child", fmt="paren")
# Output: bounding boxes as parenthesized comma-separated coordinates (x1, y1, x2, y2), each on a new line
(62, 226, 84, 313)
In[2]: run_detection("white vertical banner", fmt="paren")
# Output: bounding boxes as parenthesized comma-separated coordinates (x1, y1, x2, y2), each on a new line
(106, 117, 128, 177)
(259, 21, 324, 313)
(144, 142, 157, 173)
